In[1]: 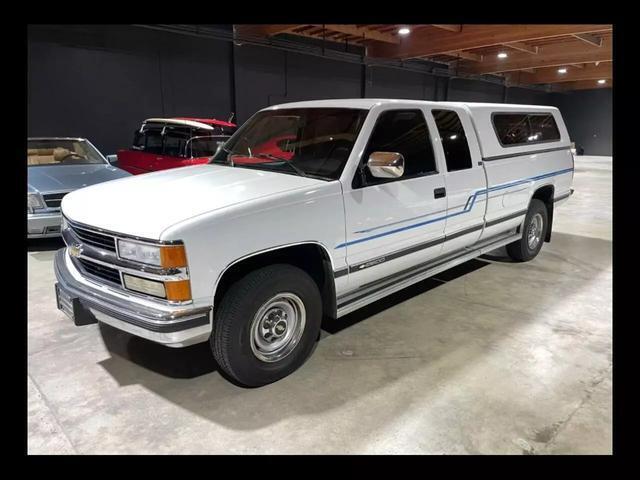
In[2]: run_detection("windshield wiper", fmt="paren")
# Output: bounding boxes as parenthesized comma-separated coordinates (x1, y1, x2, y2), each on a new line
(254, 153, 308, 178)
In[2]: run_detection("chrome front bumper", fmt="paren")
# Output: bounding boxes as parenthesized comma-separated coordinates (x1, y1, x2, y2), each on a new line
(28, 211, 62, 238)
(53, 248, 212, 347)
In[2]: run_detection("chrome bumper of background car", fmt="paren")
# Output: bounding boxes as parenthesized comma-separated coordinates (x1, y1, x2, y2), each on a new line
(54, 248, 212, 347)
(28, 211, 62, 238)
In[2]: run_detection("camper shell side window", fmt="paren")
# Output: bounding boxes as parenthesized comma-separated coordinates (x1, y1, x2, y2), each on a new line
(491, 112, 561, 148)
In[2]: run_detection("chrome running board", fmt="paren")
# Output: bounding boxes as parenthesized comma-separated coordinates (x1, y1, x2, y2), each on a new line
(336, 230, 521, 318)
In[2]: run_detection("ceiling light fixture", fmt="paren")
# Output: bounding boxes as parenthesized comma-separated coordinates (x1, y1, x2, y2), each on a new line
(497, 52, 508, 59)
(597, 79, 606, 84)
(558, 68, 568, 74)
(398, 27, 411, 36)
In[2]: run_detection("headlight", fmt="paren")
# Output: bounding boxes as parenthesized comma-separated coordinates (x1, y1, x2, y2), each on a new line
(118, 239, 162, 266)
(117, 239, 187, 269)
(27, 192, 45, 213)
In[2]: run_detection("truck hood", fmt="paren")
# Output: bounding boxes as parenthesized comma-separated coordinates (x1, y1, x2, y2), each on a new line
(28, 164, 130, 194)
(61, 164, 326, 239)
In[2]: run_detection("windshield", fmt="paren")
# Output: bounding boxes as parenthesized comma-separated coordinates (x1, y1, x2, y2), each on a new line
(27, 139, 107, 166)
(211, 108, 368, 180)
(133, 123, 231, 158)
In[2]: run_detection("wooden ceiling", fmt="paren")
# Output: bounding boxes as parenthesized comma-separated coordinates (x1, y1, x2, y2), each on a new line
(234, 24, 613, 91)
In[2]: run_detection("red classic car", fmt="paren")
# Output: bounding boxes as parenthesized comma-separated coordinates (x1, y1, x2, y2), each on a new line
(117, 117, 237, 175)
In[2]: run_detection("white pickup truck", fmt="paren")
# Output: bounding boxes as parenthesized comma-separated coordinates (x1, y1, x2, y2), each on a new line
(54, 99, 574, 387)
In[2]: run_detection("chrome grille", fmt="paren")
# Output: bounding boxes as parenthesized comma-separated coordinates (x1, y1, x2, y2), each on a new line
(76, 257, 122, 286)
(43, 192, 68, 209)
(69, 223, 117, 252)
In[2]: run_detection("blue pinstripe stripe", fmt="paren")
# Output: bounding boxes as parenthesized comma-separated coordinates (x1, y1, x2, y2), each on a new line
(335, 167, 573, 249)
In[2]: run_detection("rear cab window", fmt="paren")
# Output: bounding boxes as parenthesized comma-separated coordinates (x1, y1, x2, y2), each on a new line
(432, 109, 473, 172)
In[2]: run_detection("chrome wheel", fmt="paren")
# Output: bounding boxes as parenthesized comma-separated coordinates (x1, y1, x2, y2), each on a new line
(250, 293, 306, 363)
(527, 213, 544, 250)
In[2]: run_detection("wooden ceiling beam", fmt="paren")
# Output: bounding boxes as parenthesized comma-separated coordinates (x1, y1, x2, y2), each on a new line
(325, 24, 399, 43)
(447, 51, 483, 62)
(234, 24, 300, 37)
(552, 79, 612, 91)
(431, 24, 462, 33)
(509, 62, 612, 84)
(461, 37, 612, 75)
(503, 41, 539, 54)
(367, 24, 611, 59)
(572, 33, 604, 47)
(307, 24, 400, 44)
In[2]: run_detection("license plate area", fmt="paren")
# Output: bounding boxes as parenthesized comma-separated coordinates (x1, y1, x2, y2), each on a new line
(55, 283, 98, 326)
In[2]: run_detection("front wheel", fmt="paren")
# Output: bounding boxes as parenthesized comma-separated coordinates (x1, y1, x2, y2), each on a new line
(506, 199, 548, 262)
(211, 264, 322, 387)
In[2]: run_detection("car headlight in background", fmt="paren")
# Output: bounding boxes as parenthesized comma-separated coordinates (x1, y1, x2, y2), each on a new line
(27, 192, 45, 213)
(117, 239, 188, 269)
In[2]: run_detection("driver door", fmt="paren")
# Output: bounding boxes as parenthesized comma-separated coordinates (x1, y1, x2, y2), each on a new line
(341, 108, 448, 291)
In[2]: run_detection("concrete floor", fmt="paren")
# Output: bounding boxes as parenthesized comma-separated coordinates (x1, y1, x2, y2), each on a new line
(27, 155, 612, 454)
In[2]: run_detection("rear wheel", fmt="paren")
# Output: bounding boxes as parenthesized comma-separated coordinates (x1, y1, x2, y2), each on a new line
(211, 264, 322, 387)
(506, 199, 548, 262)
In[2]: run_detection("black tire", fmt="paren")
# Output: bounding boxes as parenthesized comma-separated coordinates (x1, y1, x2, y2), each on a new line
(506, 199, 548, 262)
(211, 264, 322, 387)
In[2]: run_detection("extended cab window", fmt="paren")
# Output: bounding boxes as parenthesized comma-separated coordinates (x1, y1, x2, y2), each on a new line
(358, 109, 436, 187)
(493, 113, 560, 147)
(432, 110, 472, 171)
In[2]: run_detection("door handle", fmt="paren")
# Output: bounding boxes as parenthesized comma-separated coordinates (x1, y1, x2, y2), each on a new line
(434, 187, 446, 199)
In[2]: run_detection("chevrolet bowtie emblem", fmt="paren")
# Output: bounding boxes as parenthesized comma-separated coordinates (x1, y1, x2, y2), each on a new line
(68, 243, 83, 258)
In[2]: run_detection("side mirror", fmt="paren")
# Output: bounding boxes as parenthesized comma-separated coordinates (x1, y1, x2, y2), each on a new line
(106, 154, 118, 165)
(367, 152, 405, 179)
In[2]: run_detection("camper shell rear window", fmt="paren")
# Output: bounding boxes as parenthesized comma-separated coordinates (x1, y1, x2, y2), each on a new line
(492, 112, 560, 147)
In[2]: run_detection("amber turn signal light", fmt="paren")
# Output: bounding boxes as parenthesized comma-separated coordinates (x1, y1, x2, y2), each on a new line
(160, 245, 188, 269)
(164, 279, 192, 302)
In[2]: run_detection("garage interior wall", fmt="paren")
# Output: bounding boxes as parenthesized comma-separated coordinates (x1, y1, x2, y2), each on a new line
(550, 89, 612, 156)
(28, 25, 609, 156)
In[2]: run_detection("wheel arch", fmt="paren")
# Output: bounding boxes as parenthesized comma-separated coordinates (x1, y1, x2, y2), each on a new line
(531, 183, 555, 242)
(212, 242, 338, 321)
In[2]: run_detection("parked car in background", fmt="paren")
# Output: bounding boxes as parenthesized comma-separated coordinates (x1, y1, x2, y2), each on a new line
(117, 117, 237, 175)
(28, 137, 131, 238)
(54, 99, 574, 387)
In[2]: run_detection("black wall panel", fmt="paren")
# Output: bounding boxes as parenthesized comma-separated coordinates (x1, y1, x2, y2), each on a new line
(154, 36, 232, 120)
(550, 89, 612, 156)
(28, 40, 164, 155)
(505, 86, 553, 106)
(28, 25, 232, 155)
(234, 45, 361, 123)
(234, 45, 287, 124)
(284, 52, 361, 102)
(365, 67, 436, 100)
(447, 78, 505, 103)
